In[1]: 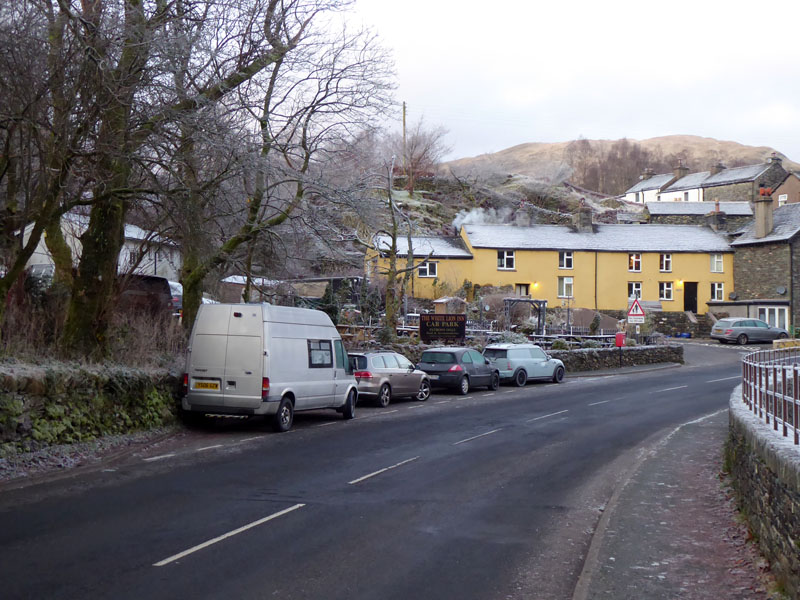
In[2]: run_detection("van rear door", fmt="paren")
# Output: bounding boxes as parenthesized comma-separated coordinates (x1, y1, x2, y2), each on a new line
(223, 306, 264, 409)
(188, 304, 230, 406)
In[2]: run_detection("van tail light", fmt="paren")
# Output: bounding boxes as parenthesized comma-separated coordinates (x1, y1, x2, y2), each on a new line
(181, 373, 188, 395)
(354, 370, 373, 379)
(262, 377, 270, 399)
(448, 364, 464, 372)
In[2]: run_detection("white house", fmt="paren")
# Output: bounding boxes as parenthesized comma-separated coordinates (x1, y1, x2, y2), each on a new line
(22, 213, 181, 280)
(624, 172, 676, 204)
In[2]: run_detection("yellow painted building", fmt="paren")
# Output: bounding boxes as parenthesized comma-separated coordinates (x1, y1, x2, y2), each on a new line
(369, 223, 734, 315)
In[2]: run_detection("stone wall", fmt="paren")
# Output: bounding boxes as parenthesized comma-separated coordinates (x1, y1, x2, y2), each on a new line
(727, 390, 800, 597)
(733, 244, 791, 300)
(549, 344, 683, 371)
(649, 214, 751, 230)
(0, 364, 178, 455)
(704, 181, 755, 203)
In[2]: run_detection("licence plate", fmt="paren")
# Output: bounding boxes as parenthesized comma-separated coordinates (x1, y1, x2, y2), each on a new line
(194, 380, 220, 390)
(429, 375, 439, 380)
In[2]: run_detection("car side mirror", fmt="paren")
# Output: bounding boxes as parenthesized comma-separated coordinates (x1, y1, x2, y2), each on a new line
(484, 358, 490, 364)
(407, 365, 415, 372)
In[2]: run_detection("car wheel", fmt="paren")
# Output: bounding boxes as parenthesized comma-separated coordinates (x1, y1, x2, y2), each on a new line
(737, 333, 748, 345)
(458, 376, 470, 395)
(416, 379, 431, 401)
(514, 369, 527, 387)
(272, 396, 293, 432)
(778, 332, 789, 339)
(488, 372, 500, 391)
(552, 366, 565, 383)
(377, 383, 391, 408)
(342, 389, 356, 420)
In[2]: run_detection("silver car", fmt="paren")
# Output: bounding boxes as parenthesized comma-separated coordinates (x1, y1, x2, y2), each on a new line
(348, 351, 431, 407)
(483, 343, 566, 386)
(710, 318, 789, 345)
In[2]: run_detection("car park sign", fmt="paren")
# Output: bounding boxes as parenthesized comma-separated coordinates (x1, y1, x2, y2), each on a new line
(627, 298, 645, 324)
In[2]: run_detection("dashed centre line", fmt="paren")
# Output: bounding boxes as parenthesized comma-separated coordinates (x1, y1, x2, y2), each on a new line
(706, 376, 740, 383)
(348, 456, 420, 485)
(453, 429, 502, 445)
(652, 385, 689, 393)
(588, 400, 609, 406)
(435, 400, 451, 404)
(143, 453, 176, 462)
(526, 410, 568, 423)
(153, 504, 305, 567)
(197, 445, 223, 452)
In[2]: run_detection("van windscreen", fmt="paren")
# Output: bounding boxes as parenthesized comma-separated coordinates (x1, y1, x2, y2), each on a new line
(420, 351, 455, 364)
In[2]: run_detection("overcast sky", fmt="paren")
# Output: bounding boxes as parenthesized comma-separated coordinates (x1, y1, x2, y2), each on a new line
(351, 0, 800, 163)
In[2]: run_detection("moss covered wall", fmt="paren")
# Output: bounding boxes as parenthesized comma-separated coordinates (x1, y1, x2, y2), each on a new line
(0, 364, 179, 455)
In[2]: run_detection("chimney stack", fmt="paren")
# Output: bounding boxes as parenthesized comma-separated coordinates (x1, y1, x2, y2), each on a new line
(709, 163, 726, 176)
(705, 201, 727, 231)
(673, 160, 689, 181)
(754, 184, 774, 239)
(769, 152, 783, 166)
(572, 199, 594, 233)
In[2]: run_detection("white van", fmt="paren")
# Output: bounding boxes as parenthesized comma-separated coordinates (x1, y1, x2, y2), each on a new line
(182, 303, 358, 431)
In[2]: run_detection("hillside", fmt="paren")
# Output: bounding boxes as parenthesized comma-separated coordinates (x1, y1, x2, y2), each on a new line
(443, 135, 800, 196)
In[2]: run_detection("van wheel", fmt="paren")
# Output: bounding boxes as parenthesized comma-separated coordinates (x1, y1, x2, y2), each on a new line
(342, 389, 356, 420)
(417, 379, 431, 401)
(514, 369, 527, 387)
(488, 372, 500, 391)
(458, 376, 470, 395)
(377, 383, 391, 408)
(552, 366, 565, 383)
(273, 396, 293, 432)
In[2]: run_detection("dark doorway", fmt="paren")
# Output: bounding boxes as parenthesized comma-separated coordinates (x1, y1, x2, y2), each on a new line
(684, 282, 698, 313)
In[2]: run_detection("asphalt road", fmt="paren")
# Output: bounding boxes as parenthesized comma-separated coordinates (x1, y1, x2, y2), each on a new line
(0, 342, 748, 600)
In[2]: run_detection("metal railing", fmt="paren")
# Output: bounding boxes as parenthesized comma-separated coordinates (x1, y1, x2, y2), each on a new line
(742, 347, 800, 445)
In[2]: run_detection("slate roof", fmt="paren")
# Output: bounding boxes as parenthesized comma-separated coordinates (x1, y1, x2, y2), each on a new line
(703, 163, 771, 187)
(374, 235, 472, 258)
(663, 171, 711, 192)
(463, 224, 731, 253)
(646, 201, 753, 216)
(730, 203, 800, 246)
(625, 173, 675, 194)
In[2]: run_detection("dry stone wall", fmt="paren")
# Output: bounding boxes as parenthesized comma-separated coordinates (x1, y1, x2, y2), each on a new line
(727, 392, 800, 597)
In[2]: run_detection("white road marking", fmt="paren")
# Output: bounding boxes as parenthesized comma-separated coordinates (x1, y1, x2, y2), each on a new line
(453, 429, 502, 445)
(153, 504, 305, 567)
(239, 436, 263, 442)
(197, 445, 223, 452)
(706, 376, 741, 383)
(652, 385, 689, 393)
(360, 409, 399, 419)
(143, 453, 176, 462)
(588, 400, 609, 406)
(315, 421, 338, 427)
(503, 390, 516, 394)
(348, 456, 420, 485)
(481, 393, 496, 397)
(407, 405, 424, 409)
(435, 400, 451, 404)
(526, 410, 568, 423)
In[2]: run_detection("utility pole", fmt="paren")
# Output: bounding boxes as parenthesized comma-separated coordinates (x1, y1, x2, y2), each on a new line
(402, 101, 407, 175)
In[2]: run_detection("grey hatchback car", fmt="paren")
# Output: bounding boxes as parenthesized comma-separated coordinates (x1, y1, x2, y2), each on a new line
(482, 343, 566, 386)
(710, 318, 789, 345)
(416, 347, 500, 395)
(349, 351, 431, 407)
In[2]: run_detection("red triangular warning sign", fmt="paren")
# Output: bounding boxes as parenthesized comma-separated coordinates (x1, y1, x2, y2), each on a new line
(627, 298, 646, 317)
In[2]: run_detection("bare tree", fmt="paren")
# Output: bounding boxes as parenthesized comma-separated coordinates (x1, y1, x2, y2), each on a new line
(389, 116, 449, 195)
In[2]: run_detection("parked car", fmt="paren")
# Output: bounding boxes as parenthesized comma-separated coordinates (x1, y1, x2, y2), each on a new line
(169, 280, 183, 316)
(348, 351, 431, 407)
(710, 318, 789, 345)
(416, 347, 500, 395)
(116, 274, 173, 315)
(483, 343, 566, 386)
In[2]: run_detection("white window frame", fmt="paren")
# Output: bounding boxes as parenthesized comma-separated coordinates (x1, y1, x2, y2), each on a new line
(710, 282, 724, 301)
(628, 253, 642, 272)
(710, 253, 724, 273)
(758, 306, 788, 329)
(558, 276, 573, 298)
(659, 282, 673, 301)
(778, 193, 788, 207)
(497, 250, 515, 270)
(627, 282, 642, 299)
(417, 261, 437, 278)
(659, 253, 672, 273)
(559, 251, 573, 269)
